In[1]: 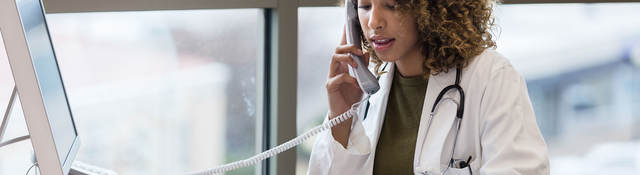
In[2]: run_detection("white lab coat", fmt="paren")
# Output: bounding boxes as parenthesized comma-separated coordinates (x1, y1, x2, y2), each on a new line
(308, 50, 550, 175)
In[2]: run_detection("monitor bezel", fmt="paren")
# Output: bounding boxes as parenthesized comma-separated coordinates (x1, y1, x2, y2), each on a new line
(0, 0, 80, 174)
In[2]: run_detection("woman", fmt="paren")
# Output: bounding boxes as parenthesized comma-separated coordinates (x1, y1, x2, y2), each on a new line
(308, 0, 549, 174)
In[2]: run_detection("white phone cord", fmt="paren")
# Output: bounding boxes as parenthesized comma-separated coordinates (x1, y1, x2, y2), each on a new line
(186, 95, 371, 175)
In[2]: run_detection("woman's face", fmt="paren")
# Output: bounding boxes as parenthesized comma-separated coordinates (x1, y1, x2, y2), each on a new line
(357, 0, 420, 62)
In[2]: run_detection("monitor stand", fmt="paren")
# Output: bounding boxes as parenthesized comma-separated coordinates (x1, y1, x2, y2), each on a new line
(0, 86, 117, 175)
(0, 86, 28, 147)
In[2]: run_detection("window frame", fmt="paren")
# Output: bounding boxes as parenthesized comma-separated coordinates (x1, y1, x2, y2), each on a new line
(38, 0, 640, 174)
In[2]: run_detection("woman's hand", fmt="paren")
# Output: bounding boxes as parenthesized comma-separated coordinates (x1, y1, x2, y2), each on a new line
(326, 28, 370, 148)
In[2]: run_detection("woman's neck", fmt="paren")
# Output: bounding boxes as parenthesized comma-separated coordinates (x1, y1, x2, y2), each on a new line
(394, 48, 425, 77)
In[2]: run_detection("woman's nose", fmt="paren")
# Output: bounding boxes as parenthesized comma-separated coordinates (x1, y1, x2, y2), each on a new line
(367, 6, 386, 32)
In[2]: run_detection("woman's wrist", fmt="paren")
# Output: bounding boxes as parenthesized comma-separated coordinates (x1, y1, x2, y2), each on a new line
(330, 117, 352, 148)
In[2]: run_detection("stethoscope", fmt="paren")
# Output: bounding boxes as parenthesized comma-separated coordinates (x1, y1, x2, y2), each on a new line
(424, 67, 469, 175)
(363, 64, 470, 175)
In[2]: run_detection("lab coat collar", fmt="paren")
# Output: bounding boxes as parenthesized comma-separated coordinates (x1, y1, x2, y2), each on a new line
(361, 62, 394, 155)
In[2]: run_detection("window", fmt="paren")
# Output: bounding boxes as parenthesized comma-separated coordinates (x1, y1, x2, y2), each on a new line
(296, 7, 344, 174)
(43, 9, 261, 174)
(494, 3, 640, 174)
(296, 3, 640, 175)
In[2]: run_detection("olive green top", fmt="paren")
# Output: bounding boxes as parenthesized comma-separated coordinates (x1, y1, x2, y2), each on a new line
(373, 68, 428, 175)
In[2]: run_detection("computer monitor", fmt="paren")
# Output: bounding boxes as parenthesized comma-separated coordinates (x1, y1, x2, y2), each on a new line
(0, 0, 80, 174)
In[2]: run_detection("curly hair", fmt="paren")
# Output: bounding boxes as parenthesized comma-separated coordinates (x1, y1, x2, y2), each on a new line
(361, 0, 497, 78)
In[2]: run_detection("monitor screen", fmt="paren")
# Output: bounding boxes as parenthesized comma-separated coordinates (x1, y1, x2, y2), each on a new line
(15, 0, 79, 167)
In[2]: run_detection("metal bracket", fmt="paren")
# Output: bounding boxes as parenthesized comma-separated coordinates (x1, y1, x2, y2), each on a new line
(0, 86, 31, 148)
(0, 86, 18, 142)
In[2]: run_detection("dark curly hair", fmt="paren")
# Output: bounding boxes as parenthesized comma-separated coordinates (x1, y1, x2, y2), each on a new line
(360, 0, 497, 78)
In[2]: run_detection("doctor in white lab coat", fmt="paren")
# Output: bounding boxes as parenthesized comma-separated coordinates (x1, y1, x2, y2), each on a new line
(308, 0, 550, 174)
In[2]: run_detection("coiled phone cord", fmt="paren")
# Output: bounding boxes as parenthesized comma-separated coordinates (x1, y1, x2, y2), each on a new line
(187, 95, 371, 175)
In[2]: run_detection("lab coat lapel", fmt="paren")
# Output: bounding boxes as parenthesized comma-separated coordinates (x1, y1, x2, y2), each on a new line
(362, 63, 394, 154)
(414, 68, 459, 174)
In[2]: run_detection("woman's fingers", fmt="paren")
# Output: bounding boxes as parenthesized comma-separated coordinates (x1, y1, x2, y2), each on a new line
(335, 54, 358, 67)
(330, 49, 366, 76)
(363, 52, 370, 67)
(329, 54, 355, 77)
(335, 45, 364, 55)
(326, 73, 359, 93)
(330, 28, 367, 79)
(340, 25, 347, 45)
(329, 44, 366, 76)
(328, 52, 373, 78)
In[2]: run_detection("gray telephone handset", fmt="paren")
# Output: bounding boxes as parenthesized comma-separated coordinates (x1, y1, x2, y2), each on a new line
(345, 0, 380, 95)
(187, 1, 376, 174)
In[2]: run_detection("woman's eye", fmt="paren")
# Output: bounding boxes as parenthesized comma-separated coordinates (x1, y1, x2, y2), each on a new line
(386, 4, 397, 10)
(358, 5, 371, 10)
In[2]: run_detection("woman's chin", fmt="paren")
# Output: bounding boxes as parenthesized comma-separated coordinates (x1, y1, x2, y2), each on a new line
(377, 54, 400, 62)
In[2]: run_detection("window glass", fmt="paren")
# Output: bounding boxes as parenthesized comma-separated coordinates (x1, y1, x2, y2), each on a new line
(296, 7, 344, 175)
(495, 4, 640, 174)
(44, 9, 260, 175)
(297, 4, 640, 175)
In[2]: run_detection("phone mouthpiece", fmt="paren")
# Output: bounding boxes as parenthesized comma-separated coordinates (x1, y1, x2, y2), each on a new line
(350, 54, 380, 95)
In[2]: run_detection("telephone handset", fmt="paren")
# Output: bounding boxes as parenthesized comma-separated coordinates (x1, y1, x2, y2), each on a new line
(186, 1, 376, 174)
(345, 0, 380, 95)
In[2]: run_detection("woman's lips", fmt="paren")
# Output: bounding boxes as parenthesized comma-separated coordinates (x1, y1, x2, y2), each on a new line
(372, 38, 395, 51)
